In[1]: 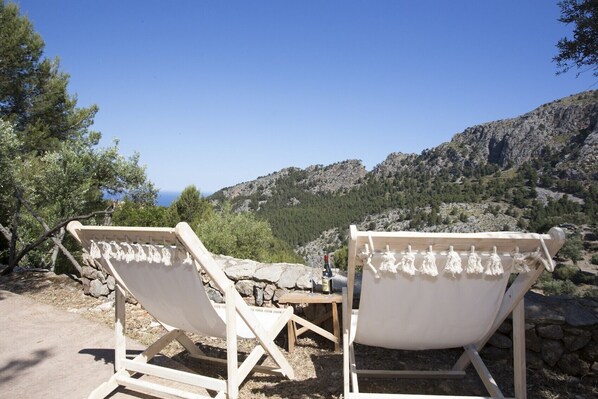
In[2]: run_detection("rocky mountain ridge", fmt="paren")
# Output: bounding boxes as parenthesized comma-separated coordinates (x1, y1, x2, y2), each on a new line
(215, 90, 598, 205)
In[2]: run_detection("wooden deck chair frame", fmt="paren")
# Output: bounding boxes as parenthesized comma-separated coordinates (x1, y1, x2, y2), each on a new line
(343, 225, 565, 399)
(67, 221, 294, 399)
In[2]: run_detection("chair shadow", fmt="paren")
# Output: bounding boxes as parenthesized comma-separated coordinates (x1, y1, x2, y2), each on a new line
(0, 348, 51, 385)
(79, 348, 143, 366)
(248, 351, 344, 399)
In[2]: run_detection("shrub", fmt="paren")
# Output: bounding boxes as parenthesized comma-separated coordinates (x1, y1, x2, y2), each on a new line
(591, 254, 598, 265)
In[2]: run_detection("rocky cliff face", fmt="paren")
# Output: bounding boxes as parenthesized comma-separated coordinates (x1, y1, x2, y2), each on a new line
(418, 92, 598, 180)
(216, 160, 367, 202)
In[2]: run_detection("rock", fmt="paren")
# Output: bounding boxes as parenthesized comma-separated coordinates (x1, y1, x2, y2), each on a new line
(498, 320, 512, 334)
(94, 301, 114, 312)
(541, 339, 565, 367)
(278, 265, 308, 289)
(537, 325, 564, 340)
(558, 353, 590, 376)
(296, 273, 313, 290)
(481, 346, 509, 361)
(82, 277, 91, 295)
(526, 329, 542, 353)
(488, 332, 512, 349)
(263, 284, 276, 301)
(527, 352, 544, 370)
(525, 293, 566, 325)
(106, 275, 116, 291)
(563, 329, 592, 352)
(254, 264, 286, 283)
(273, 288, 288, 303)
(563, 303, 598, 327)
(89, 279, 109, 297)
(235, 280, 255, 297)
(581, 341, 598, 362)
(592, 362, 598, 373)
(222, 258, 258, 280)
(81, 266, 97, 280)
(206, 287, 224, 303)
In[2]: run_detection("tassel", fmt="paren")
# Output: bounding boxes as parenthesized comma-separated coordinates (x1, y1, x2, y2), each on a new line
(147, 245, 162, 263)
(466, 246, 484, 274)
(182, 252, 193, 265)
(380, 245, 397, 273)
(134, 243, 147, 262)
(121, 242, 136, 263)
(512, 247, 530, 273)
(161, 246, 172, 266)
(100, 241, 113, 260)
(485, 247, 504, 276)
(444, 246, 463, 277)
(90, 241, 102, 259)
(111, 242, 125, 261)
(421, 246, 438, 276)
(359, 244, 379, 278)
(399, 245, 416, 276)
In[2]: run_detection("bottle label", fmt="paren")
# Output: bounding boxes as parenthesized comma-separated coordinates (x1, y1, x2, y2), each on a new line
(321, 278, 330, 293)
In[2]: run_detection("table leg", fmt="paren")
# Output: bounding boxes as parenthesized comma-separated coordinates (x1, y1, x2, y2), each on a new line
(287, 319, 296, 353)
(332, 302, 340, 352)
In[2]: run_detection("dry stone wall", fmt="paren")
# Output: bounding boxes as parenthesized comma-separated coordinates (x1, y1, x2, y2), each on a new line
(81, 253, 598, 377)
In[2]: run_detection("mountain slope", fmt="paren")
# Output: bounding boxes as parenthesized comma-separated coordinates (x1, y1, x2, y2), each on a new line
(211, 91, 598, 253)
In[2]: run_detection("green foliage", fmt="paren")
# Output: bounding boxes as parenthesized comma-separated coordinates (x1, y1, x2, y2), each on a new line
(559, 233, 584, 263)
(112, 201, 177, 227)
(554, 0, 598, 77)
(171, 185, 211, 224)
(333, 245, 348, 271)
(0, 3, 155, 272)
(538, 276, 578, 296)
(0, 1, 98, 153)
(591, 254, 598, 265)
(195, 203, 301, 263)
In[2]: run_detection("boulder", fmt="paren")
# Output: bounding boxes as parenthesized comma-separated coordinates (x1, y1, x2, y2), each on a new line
(254, 264, 286, 283)
(89, 279, 109, 298)
(541, 339, 564, 367)
(537, 325, 564, 340)
(235, 280, 255, 297)
(563, 328, 592, 352)
(488, 332, 512, 349)
(558, 353, 590, 376)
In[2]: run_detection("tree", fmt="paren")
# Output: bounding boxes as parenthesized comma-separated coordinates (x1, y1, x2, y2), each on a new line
(172, 185, 211, 224)
(554, 0, 598, 77)
(0, 2, 156, 274)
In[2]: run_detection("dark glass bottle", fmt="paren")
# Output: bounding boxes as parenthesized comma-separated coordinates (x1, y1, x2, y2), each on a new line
(321, 254, 333, 294)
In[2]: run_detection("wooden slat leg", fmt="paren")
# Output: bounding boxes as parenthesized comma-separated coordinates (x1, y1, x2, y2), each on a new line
(114, 284, 126, 372)
(332, 301, 340, 352)
(287, 319, 296, 353)
(513, 298, 526, 399)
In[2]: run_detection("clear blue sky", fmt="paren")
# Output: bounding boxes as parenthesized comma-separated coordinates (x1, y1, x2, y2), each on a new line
(14, 0, 598, 194)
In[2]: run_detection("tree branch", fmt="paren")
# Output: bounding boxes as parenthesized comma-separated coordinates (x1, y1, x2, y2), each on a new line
(1, 192, 114, 276)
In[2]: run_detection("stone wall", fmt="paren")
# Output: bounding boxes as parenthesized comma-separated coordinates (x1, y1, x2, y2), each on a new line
(81, 253, 598, 376)
(487, 291, 598, 377)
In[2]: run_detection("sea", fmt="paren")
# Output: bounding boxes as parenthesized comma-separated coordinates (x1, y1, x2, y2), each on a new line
(156, 191, 181, 207)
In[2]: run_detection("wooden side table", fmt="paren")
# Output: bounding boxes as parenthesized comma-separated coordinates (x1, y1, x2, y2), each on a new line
(278, 292, 342, 353)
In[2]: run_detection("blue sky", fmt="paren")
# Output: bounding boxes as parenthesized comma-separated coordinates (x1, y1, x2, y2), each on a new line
(14, 1, 598, 194)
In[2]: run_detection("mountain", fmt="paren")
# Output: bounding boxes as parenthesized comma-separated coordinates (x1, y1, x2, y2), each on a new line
(210, 91, 598, 263)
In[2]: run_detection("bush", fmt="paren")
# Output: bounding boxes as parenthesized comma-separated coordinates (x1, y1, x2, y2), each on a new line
(195, 203, 301, 263)
(553, 264, 578, 281)
(591, 254, 598, 265)
(559, 234, 584, 263)
(539, 278, 578, 296)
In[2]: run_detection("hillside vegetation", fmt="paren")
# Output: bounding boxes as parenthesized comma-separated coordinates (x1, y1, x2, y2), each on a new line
(211, 91, 598, 251)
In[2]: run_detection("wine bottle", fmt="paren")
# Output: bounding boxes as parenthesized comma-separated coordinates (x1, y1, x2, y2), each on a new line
(321, 254, 333, 294)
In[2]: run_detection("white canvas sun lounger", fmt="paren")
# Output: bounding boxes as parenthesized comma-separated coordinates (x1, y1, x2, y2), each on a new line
(343, 225, 565, 399)
(68, 221, 294, 399)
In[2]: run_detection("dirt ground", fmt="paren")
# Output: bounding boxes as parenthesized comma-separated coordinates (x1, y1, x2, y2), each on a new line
(1, 270, 597, 399)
